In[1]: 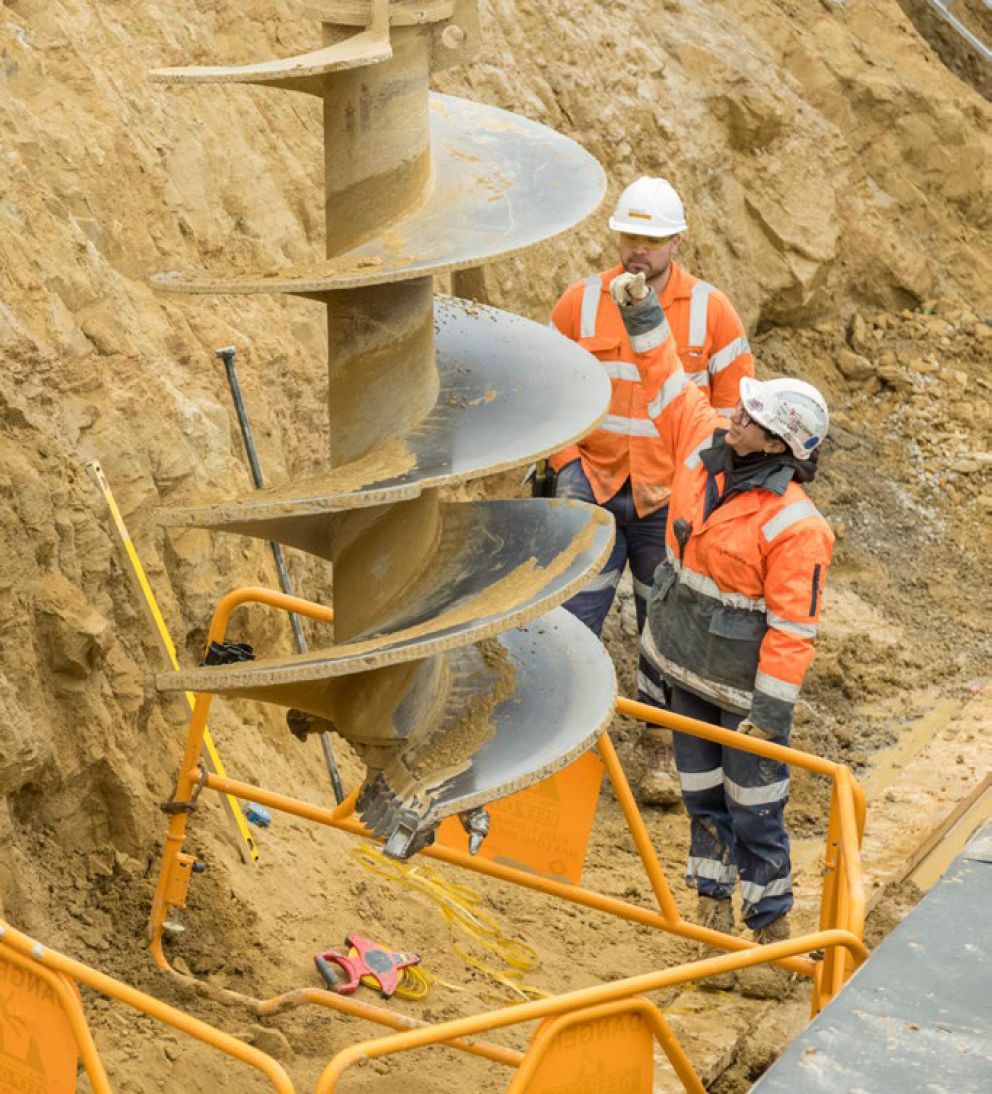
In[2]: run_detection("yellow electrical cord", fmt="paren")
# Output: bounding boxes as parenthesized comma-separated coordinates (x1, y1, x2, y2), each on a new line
(350, 844, 548, 1002)
(356, 959, 433, 1001)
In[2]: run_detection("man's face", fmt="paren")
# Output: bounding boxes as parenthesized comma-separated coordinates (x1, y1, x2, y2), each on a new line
(618, 232, 680, 281)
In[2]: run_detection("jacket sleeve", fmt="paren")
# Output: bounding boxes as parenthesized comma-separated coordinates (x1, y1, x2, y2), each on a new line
(617, 290, 723, 465)
(706, 292, 753, 416)
(548, 287, 583, 472)
(750, 511, 834, 737)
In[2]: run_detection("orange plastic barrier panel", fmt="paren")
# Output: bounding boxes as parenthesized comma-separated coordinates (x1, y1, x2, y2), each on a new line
(437, 751, 605, 884)
(0, 949, 78, 1092)
(513, 1004, 655, 1093)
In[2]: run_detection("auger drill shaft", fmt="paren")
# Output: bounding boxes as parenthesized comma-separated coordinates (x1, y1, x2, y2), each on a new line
(150, 2, 617, 857)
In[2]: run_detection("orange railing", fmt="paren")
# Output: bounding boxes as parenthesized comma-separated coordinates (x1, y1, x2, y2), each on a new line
(132, 583, 868, 1090)
(0, 920, 295, 1093)
(619, 693, 867, 1003)
(0, 916, 866, 1094)
(314, 929, 867, 1092)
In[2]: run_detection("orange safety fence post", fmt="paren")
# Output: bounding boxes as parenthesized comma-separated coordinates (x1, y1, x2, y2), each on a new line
(814, 780, 843, 1012)
(149, 688, 215, 968)
(596, 730, 682, 923)
(839, 768, 867, 936)
(313, 930, 867, 1093)
(0, 921, 295, 1094)
(836, 768, 867, 985)
(817, 771, 862, 1007)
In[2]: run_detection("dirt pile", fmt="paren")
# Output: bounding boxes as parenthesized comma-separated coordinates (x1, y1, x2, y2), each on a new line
(0, 0, 989, 1090)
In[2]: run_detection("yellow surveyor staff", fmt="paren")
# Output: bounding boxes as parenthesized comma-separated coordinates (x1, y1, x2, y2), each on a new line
(350, 844, 548, 1002)
(86, 460, 259, 866)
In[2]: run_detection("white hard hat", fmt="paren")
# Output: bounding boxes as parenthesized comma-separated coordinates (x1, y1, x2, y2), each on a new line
(609, 177, 688, 237)
(739, 376, 829, 460)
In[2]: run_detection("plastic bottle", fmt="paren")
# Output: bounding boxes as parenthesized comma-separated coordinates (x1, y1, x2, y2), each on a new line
(243, 802, 272, 828)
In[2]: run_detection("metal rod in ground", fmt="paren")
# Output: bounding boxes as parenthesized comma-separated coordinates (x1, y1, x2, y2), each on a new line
(215, 345, 346, 804)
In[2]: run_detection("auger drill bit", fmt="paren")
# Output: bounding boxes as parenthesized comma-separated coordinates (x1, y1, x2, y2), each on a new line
(151, 1, 617, 857)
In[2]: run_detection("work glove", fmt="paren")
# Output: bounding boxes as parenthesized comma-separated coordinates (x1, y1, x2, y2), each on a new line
(609, 272, 665, 348)
(737, 717, 774, 741)
(610, 270, 650, 307)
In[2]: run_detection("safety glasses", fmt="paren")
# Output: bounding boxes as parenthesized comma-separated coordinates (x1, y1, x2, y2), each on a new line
(618, 232, 675, 248)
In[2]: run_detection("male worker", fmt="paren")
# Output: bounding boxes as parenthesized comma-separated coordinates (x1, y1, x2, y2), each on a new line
(549, 176, 754, 805)
(611, 267, 834, 998)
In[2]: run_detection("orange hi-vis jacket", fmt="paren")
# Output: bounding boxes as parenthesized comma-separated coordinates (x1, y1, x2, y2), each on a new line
(638, 371, 833, 735)
(659, 261, 754, 417)
(549, 265, 683, 517)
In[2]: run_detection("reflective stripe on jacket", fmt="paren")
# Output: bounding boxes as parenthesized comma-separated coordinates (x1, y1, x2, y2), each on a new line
(549, 265, 682, 517)
(659, 261, 754, 417)
(638, 373, 833, 734)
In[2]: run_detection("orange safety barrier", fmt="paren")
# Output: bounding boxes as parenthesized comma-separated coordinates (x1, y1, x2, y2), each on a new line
(0, 920, 294, 1093)
(314, 930, 867, 1092)
(0, 936, 94, 1093)
(505, 998, 697, 1094)
(437, 748, 606, 884)
(143, 584, 868, 1090)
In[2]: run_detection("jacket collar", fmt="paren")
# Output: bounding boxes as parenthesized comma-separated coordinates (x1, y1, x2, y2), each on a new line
(659, 261, 695, 307)
(700, 431, 794, 497)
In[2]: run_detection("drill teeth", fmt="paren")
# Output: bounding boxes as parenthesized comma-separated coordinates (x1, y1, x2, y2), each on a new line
(356, 763, 440, 855)
(356, 774, 392, 834)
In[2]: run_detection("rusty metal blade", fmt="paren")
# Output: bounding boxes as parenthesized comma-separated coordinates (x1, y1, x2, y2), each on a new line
(161, 298, 609, 521)
(153, 94, 606, 294)
(156, 499, 615, 685)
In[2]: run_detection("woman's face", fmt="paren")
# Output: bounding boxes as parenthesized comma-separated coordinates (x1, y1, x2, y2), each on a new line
(726, 401, 787, 457)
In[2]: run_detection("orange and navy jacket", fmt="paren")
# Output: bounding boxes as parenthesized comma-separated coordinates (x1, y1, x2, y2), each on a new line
(549, 265, 681, 517)
(659, 261, 754, 417)
(549, 264, 753, 516)
(637, 371, 833, 736)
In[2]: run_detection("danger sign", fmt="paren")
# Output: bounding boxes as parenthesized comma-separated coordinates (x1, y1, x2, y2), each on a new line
(0, 952, 77, 1094)
(439, 750, 604, 884)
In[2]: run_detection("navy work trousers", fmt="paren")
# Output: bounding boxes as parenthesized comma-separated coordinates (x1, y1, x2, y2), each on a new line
(554, 460, 668, 706)
(667, 685, 793, 929)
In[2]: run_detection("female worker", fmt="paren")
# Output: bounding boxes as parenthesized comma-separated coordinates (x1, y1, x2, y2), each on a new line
(610, 270, 834, 998)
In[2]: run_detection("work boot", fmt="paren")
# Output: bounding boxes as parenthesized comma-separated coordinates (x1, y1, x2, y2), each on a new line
(738, 916, 794, 1000)
(636, 733, 681, 807)
(695, 895, 736, 991)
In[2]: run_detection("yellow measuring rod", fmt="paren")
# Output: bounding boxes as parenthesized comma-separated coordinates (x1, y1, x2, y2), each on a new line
(86, 461, 259, 866)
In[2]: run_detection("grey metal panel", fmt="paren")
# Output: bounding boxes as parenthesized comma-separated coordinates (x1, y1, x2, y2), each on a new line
(754, 824, 992, 1093)
(153, 94, 606, 295)
(962, 827, 992, 864)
